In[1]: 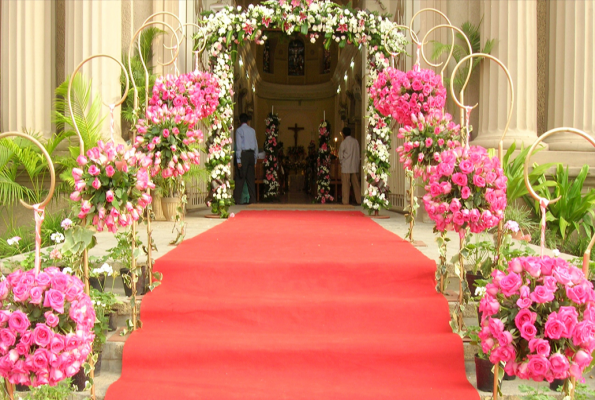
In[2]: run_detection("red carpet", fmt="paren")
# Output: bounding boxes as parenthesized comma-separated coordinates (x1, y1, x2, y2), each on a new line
(106, 211, 478, 400)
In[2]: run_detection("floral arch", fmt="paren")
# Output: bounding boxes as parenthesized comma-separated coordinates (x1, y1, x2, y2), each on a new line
(199, 0, 407, 216)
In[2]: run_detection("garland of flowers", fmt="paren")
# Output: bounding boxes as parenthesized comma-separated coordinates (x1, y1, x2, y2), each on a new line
(479, 256, 595, 393)
(71, 141, 154, 233)
(263, 112, 281, 200)
(198, 0, 407, 216)
(315, 120, 333, 203)
(0, 268, 95, 386)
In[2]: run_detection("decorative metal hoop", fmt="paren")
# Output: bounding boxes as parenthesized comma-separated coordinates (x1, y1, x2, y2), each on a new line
(141, 12, 184, 67)
(0, 132, 55, 210)
(450, 53, 514, 156)
(409, 8, 454, 75)
(67, 54, 130, 157)
(382, 24, 409, 58)
(128, 21, 180, 112)
(524, 127, 595, 276)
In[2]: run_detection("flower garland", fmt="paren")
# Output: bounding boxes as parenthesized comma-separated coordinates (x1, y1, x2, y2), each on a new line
(479, 256, 595, 385)
(135, 71, 220, 179)
(263, 112, 281, 200)
(71, 141, 154, 233)
(0, 268, 95, 386)
(396, 110, 461, 179)
(369, 66, 447, 127)
(422, 145, 507, 234)
(198, 0, 407, 215)
(315, 120, 333, 203)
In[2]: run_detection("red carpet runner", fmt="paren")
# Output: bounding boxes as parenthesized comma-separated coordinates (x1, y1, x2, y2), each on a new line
(106, 211, 478, 400)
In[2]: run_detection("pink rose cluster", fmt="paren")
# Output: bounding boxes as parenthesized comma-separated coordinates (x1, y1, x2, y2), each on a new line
(479, 256, 595, 383)
(422, 145, 507, 233)
(369, 66, 447, 126)
(315, 122, 334, 204)
(0, 268, 95, 387)
(396, 110, 461, 179)
(71, 140, 154, 233)
(135, 71, 220, 179)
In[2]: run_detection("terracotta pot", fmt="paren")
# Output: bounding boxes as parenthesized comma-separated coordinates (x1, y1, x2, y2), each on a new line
(161, 196, 181, 222)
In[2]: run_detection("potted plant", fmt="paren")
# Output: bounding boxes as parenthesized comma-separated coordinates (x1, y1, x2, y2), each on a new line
(107, 230, 147, 296)
(89, 288, 121, 375)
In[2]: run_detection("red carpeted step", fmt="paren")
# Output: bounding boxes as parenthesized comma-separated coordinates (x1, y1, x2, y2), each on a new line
(106, 211, 478, 400)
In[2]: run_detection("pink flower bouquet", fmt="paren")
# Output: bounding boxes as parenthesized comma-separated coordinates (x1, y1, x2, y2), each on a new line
(71, 141, 154, 233)
(135, 71, 220, 179)
(422, 145, 507, 233)
(396, 110, 461, 179)
(479, 256, 595, 383)
(0, 268, 95, 386)
(315, 121, 334, 204)
(369, 66, 447, 126)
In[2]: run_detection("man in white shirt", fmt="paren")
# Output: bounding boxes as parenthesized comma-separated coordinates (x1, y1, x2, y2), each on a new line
(338, 127, 361, 205)
(234, 113, 258, 204)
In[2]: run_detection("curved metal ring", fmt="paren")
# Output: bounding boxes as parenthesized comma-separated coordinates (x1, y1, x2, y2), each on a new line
(382, 24, 409, 58)
(523, 127, 595, 275)
(450, 53, 514, 144)
(0, 132, 55, 210)
(421, 24, 470, 83)
(67, 54, 130, 156)
(409, 8, 452, 47)
(128, 20, 180, 113)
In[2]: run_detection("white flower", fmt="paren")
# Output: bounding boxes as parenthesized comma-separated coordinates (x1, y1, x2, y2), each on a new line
(6, 236, 21, 246)
(553, 249, 560, 257)
(63, 267, 74, 275)
(61, 218, 73, 230)
(475, 286, 487, 298)
(51, 232, 65, 244)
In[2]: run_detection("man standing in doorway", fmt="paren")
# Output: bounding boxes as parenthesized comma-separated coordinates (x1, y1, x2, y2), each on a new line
(234, 113, 258, 204)
(338, 127, 361, 205)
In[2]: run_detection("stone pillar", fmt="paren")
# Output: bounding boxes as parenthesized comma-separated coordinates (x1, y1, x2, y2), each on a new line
(1, 0, 55, 137)
(544, 0, 595, 152)
(474, 0, 540, 149)
(65, 0, 123, 138)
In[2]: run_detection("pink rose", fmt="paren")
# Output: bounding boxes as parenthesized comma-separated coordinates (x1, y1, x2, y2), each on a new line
(51, 273, 69, 292)
(0, 329, 16, 349)
(43, 289, 65, 314)
(496, 330, 513, 347)
(499, 272, 522, 297)
(515, 309, 537, 331)
(516, 297, 533, 309)
(49, 335, 65, 354)
(461, 186, 471, 199)
(545, 312, 566, 339)
(88, 165, 100, 176)
(0, 281, 8, 300)
(473, 174, 486, 187)
(8, 310, 30, 334)
(12, 284, 29, 303)
(527, 354, 550, 382)
(71, 168, 83, 180)
(479, 295, 500, 317)
(92, 177, 101, 190)
(105, 165, 115, 177)
(35, 272, 51, 288)
(530, 285, 555, 303)
(33, 324, 53, 347)
(567, 283, 590, 304)
(529, 339, 551, 357)
(557, 306, 578, 338)
(44, 311, 59, 328)
(20, 331, 33, 346)
(452, 172, 468, 187)
(490, 344, 516, 365)
(573, 350, 593, 369)
(520, 322, 538, 341)
(32, 348, 50, 370)
(572, 321, 595, 348)
(459, 159, 474, 174)
(29, 286, 44, 304)
(549, 353, 570, 379)
(76, 155, 88, 166)
(106, 190, 114, 203)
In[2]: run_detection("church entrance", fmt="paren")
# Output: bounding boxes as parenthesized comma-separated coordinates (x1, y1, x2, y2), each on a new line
(234, 35, 365, 205)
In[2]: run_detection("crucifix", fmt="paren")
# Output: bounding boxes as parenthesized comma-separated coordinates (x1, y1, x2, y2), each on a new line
(288, 123, 305, 148)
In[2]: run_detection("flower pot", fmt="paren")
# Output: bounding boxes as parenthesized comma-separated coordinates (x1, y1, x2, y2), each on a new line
(550, 378, 565, 391)
(95, 352, 102, 377)
(503, 371, 516, 381)
(120, 266, 147, 297)
(89, 275, 106, 292)
(466, 271, 484, 298)
(151, 191, 166, 221)
(15, 383, 30, 392)
(475, 355, 496, 392)
(73, 353, 103, 390)
(108, 312, 118, 331)
(161, 196, 181, 222)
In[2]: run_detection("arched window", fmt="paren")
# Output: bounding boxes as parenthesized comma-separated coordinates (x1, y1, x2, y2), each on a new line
(288, 39, 305, 76)
(263, 40, 272, 73)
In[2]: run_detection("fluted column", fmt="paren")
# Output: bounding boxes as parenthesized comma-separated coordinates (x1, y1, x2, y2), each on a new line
(474, 0, 540, 149)
(545, 0, 595, 152)
(1, 0, 55, 137)
(65, 0, 123, 138)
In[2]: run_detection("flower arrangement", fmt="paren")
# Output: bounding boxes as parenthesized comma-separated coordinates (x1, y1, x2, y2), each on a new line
(478, 255, 595, 386)
(369, 66, 447, 127)
(422, 145, 507, 234)
(263, 112, 281, 200)
(315, 120, 333, 204)
(71, 141, 154, 233)
(0, 268, 95, 386)
(198, 0, 407, 215)
(396, 110, 461, 179)
(135, 71, 220, 179)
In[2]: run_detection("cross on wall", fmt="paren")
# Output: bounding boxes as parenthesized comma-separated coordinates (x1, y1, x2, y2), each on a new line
(288, 123, 305, 148)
